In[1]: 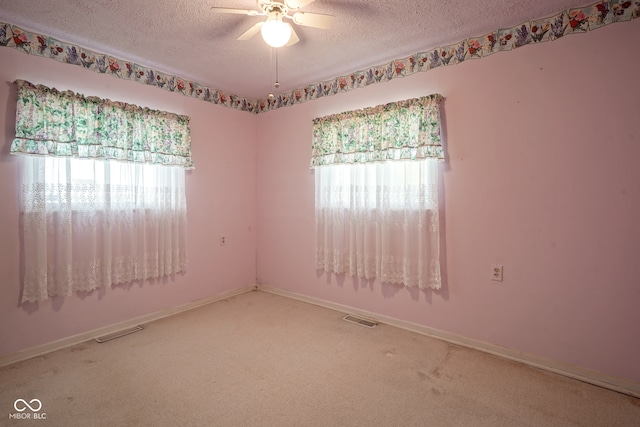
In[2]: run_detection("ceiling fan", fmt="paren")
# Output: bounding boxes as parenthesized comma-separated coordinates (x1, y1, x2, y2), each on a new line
(211, 0, 335, 48)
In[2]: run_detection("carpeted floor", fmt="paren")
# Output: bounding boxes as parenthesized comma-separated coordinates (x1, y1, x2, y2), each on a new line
(1, 290, 639, 426)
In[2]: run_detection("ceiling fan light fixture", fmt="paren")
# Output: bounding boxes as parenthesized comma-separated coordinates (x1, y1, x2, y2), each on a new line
(261, 11, 291, 48)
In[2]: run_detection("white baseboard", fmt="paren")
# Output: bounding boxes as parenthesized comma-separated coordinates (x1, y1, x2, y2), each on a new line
(0, 285, 256, 368)
(257, 284, 640, 399)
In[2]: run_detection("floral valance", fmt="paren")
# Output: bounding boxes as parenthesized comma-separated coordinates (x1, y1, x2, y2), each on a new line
(311, 95, 443, 168)
(10, 80, 194, 169)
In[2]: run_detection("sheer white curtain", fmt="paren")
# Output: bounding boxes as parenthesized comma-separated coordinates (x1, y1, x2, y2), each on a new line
(10, 80, 193, 302)
(21, 156, 187, 302)
(312, 95, 444, 289)
(315, 159, 441, 289)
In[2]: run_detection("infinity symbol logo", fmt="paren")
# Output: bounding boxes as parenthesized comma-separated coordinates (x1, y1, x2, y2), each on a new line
(14, 399, 42, 412)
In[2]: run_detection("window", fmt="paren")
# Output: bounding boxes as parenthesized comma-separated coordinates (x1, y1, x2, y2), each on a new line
(316, 160, 438, 210)
(11, 80, 193, 302)
(39, 156, 180, 210)
(312, 95, 443, 289)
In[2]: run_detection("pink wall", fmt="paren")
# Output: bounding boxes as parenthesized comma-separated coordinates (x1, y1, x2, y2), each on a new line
(1, 19, 639, 385)
(0, 47, 257, 356)
(255, 21, 640, 383)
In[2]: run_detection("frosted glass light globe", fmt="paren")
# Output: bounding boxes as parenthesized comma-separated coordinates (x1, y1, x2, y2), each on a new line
(261, 16, 291, 48)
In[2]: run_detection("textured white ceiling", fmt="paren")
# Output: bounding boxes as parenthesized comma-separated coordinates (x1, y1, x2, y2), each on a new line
(0, 0, 592, 100)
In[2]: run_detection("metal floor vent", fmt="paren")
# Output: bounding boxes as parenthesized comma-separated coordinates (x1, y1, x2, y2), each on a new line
(342, 314, 377, 328)
(95, 326, 143, 343)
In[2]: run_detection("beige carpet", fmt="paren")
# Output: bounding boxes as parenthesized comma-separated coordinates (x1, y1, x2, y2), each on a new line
(1, 290, 639, 426)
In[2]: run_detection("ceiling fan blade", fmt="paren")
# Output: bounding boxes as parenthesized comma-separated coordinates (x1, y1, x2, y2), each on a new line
(292, 12, 335, 29)
(285, 0, 315, 9)
(237, 22, 263, 40)
(285, 24, 300, 46)
(211, 7, 260, 16)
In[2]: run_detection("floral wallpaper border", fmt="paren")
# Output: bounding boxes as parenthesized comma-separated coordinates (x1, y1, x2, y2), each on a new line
(1, 0, 638, 115)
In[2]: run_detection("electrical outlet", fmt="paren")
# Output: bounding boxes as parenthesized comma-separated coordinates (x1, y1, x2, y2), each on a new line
(491, 264, 503, 282)
(220, 235, 226, 246)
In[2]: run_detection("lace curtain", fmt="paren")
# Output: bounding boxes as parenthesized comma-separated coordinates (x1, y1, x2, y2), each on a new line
(10, 80, 192, 302)
(312, 95, 444, 289)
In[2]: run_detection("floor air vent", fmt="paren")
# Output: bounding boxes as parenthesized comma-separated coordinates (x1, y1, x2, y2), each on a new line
(95, 326, 143, 343)
(342, 314, 377, 328)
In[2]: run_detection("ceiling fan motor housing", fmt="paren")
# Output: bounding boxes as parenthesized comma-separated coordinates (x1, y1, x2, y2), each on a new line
(259, 1, 291, 15)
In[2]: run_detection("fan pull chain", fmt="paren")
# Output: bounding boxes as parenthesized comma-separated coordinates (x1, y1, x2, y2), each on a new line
(268, 47, 280, 99)
(274, 48, 280, 90)
(268, 47, 274, 98)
